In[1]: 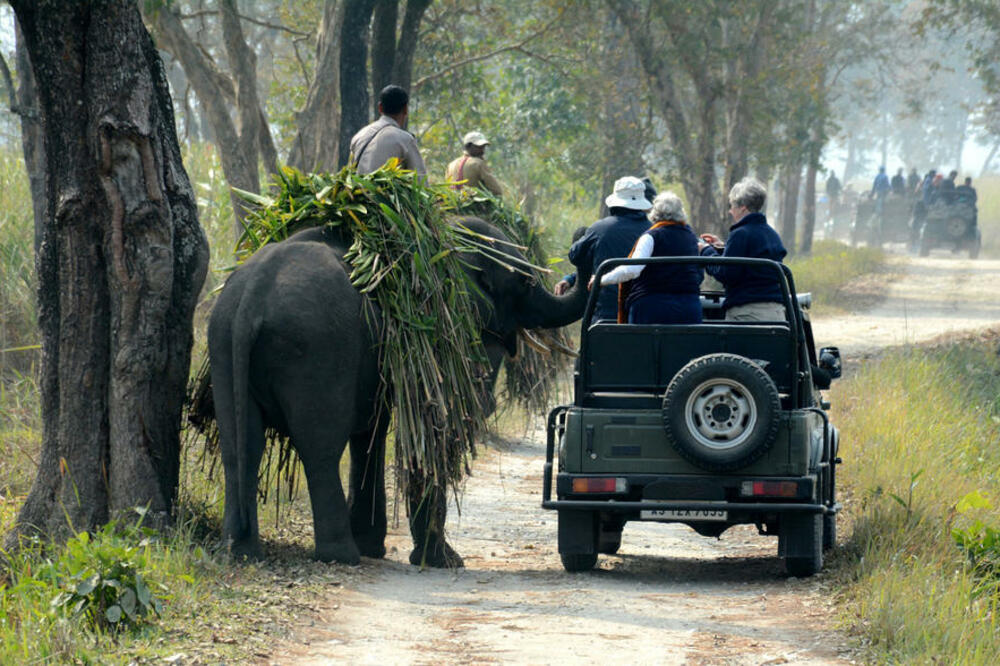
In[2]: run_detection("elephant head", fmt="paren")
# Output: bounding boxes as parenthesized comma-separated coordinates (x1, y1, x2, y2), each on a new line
(458, 217, 591, 359)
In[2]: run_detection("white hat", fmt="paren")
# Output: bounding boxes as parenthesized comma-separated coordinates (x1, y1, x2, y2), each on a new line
(605, 176, 652, 210)
(463, 131, 490, 146)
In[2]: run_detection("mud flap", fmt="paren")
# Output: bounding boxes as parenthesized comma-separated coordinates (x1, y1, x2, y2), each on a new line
(558, 509, 597, 555)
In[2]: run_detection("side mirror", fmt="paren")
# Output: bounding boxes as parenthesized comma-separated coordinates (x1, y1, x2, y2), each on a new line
(818, 346, 842, 380)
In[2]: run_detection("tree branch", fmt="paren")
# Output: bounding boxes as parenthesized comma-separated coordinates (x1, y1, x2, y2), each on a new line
(412, 13, 563, 90)
(179, 9, 312, 37)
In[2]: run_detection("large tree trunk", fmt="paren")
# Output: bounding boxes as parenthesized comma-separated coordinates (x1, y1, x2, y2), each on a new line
(7, 0, 209, 544)
(392, 0, 433, 92)
(371, 0, 399, 115)
(339, 0, 378, 167)
(287, 0, 344, 172)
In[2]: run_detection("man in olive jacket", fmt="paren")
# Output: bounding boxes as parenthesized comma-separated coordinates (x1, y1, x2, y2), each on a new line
(446, 131, 503, 196)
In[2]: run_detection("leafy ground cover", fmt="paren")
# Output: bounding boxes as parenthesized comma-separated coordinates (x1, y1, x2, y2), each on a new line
(787, 239, 888, 314)
(829, 329, 1000, 664)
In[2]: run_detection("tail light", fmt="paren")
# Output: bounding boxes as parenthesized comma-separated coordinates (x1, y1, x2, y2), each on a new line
(571, 477, 627, 493)
(740, 480, 799, 498)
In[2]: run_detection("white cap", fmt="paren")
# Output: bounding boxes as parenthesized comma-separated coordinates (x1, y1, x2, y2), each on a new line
(605, 176, 652, 210)
(463, 131, 490, 146)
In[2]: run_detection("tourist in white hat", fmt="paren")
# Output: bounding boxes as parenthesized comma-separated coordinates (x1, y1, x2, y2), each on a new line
(555, 176, 652, 324)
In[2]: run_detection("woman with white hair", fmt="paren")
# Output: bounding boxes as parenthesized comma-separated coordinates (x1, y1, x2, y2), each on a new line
(596, 191, 703, 324)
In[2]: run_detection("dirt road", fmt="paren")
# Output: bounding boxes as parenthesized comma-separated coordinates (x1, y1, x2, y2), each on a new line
(272, 252, 999, 665)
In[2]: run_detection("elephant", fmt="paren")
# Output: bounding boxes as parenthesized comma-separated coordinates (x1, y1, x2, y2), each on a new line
(207, 217, 590, 566)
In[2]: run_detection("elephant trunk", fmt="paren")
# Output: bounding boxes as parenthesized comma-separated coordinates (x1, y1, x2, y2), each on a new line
(518, 261, 593, 330)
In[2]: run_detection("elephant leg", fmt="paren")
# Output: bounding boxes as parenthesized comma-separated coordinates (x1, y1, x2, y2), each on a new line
(220, 399, 266, 561)
(347, 412, 389, 559)
(407, 476, 464, 568)
(294, 426, 360, 565)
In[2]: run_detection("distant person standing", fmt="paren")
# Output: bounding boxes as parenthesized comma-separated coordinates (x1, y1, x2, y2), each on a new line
(940, 170, 959, 203)
(872, 166, 891, 216)
(907, 167, 920, 193)
(826, 171, 842, 204)
(891, 168, 906, 196)
(349, 85, 426, 175)
(446, 131, 503, 196)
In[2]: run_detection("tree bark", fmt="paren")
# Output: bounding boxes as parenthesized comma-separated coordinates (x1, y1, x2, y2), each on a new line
(371, 0, 399, 115)
(779, 164, 802, 253)
(7, 0, 209, 544)
(144, 4, 274, 238)
(287, 0, 344, 173)
(392, 0, 433, 92)
(800, 158, 818, 254)
(14, 23, 45, 254)
(339, 0, 378, 167)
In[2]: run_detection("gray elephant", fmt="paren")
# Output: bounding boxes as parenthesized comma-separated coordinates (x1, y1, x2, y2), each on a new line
(208, 217, 590, 566)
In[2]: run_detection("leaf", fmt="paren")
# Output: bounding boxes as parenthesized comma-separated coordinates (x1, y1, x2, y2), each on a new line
(105, 605, 123, 624)
(76, 574, 99, 597)
(136, 576, 151, 606)
(120, 588, 137, 618)
(957, 490, 992, 513)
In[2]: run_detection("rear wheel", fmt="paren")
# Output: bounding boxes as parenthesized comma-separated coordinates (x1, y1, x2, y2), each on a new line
(783, 513, 823, 577)
(597, 519, 624, 555)
(822, 512, 837, 552)
(560, 552, 598, 572)
(558, 510, 597, 572)
(970, 231, 982, 259)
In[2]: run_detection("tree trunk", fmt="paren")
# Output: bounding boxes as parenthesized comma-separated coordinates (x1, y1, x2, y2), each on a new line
(392, 0, 433, 92)
(287, 0, 344, 172)
(980, 138, 999, 177)
(780, 164, 801, 253)
(339, 0, 378, 167)
(14, 23, 45, 254)
(371, 0, 399, 115)
(7, 0, 209, 544)
(144, 4, 269, 238)
(800, 158, 818, 254)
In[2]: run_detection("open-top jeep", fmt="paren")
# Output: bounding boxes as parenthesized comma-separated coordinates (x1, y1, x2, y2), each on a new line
(543, 256, 842, 576)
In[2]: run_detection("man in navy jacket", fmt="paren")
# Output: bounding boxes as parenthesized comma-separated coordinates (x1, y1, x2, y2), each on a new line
(699, 177, 788, 321)
(558, 176, 652, 324)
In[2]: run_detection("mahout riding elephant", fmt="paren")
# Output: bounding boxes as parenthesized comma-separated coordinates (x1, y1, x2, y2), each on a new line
(208, 218, 590, 566)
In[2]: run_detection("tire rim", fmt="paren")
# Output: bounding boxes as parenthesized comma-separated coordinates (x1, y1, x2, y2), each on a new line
(946, 217, 966, 238)
(684, 378, 757, 450)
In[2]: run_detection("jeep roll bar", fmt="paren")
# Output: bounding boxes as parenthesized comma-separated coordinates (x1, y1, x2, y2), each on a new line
(581, 256, 811, 409)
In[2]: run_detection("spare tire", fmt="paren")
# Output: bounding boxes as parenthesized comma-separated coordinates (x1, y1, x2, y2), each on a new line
(662, 353, 780, 471)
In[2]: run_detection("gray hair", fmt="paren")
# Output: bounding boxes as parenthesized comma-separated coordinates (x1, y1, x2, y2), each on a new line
(647, 191, 687, 223)
(729, 177, 767, 212)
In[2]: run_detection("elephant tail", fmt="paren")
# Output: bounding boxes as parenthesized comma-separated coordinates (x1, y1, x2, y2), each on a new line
(231, 290, 262, 535)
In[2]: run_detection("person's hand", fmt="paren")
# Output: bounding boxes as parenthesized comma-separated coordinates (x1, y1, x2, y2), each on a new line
(700, 233, 724, 250)
(553, 280, 570, 296)
(587, 276, 595, 290)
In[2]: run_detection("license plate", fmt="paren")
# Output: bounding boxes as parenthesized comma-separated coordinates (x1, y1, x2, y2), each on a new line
(641, 508, 728, 521)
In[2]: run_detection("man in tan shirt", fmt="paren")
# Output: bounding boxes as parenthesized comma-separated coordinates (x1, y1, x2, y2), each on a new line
(349, 85, 426, 175)
(446, 131, 502, 196)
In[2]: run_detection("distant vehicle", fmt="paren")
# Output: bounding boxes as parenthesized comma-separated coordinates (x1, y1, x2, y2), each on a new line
(919, 198, 981, 258)
(544, 256, 843, 577)
(851, 192, 912, 247)
(823, 191, 855, 241)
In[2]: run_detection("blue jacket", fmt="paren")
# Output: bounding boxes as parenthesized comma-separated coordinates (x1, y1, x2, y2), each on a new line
(628, 224, 702, 309)
(700, 212, 787, 310)
(872, 172, 890, 197)
(569, 208, 650, 322)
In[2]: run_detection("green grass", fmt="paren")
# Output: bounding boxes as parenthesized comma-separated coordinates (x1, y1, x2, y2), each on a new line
(787, 239, 887, 314)
(829, 335, 1000, 663)
(975, 174, 1000, 256)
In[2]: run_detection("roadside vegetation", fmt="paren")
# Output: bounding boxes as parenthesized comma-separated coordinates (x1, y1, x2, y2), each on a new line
(787, 240, 887, 314)
(830, 332, 1000, 664)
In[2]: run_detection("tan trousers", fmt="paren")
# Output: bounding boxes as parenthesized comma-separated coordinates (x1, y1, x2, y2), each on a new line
(725, 301, 787, 322)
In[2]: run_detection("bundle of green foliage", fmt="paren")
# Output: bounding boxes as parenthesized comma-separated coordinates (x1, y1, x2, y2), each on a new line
(189, 161, 568, 495)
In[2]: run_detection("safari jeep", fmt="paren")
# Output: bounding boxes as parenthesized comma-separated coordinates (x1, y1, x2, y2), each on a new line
(543, 256, 843, 577)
